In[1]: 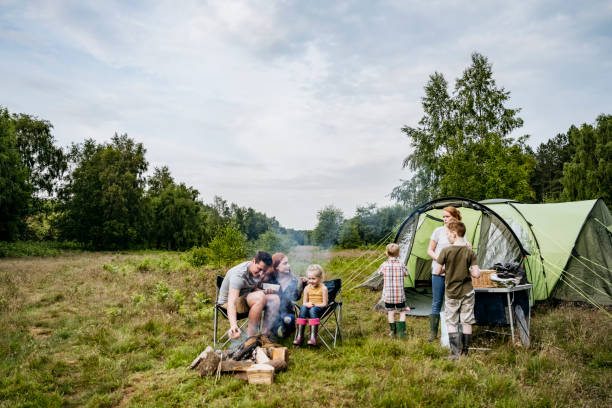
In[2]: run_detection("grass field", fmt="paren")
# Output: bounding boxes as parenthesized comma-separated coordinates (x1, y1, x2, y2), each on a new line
(0, 247, 610, 407)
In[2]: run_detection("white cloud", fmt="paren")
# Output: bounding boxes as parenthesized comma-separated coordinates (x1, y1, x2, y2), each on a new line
(1, 0, 611, 229)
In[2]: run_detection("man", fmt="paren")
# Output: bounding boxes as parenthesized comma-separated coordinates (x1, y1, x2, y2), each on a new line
(218, 251, 273, 338)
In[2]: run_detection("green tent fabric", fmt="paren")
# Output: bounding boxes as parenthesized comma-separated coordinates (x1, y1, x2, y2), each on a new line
(357, 198, 526, 292)
(358, 197, 612, 307)
(483, 198, 612, 304)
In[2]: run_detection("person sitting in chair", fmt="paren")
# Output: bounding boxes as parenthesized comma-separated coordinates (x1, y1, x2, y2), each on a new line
(218, 251, 273, 339)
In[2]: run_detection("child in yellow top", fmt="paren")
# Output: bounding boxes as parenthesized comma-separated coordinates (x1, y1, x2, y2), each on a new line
(293, 264, 329, 346)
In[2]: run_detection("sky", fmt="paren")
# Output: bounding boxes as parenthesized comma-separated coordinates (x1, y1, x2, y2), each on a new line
(1, 0, 611, 230)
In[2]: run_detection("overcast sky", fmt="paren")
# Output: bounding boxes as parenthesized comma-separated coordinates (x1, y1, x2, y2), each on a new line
(1, 1, 611, 229)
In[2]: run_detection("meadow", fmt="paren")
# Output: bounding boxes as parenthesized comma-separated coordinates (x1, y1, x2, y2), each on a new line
(0, 247, 610, 407)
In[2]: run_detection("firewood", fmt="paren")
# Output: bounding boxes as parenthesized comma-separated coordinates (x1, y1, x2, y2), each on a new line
(219, 360, 255, 372)
(246, 363, 275, 385)
(189, 346, 214, 370)
(255, 347, 270, 364)
(195, 347, 220, 377)
(265, 359, 287, 372)
(269, 347, 288, 364)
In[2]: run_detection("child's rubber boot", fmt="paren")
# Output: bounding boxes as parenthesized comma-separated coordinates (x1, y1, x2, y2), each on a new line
(396, 321, 407, 339)
(446, 333, 462, 359)
(307, 318, 320, 346)
(293, 318, 306, 346)
(388, 322, 396, 338)
(461, 334, 471, 356)
(428, 314, 440, 342)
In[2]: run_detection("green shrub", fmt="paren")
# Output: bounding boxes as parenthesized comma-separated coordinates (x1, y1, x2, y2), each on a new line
(154, 281, 170, 303)
(182, 246, 209, 267)
(0, 240, 82, 258)
(208, 224, 250, 267)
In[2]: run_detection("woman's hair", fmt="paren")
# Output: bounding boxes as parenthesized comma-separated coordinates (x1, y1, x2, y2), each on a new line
(306, 264, 325, 280)
(443, 206, 462, 221)
(272, 252, 286, 270)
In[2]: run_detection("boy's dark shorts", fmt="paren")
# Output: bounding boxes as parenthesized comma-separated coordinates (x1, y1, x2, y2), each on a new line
(384, 301, 406, 311)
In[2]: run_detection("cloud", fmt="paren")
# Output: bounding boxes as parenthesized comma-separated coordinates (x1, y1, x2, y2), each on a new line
(1, 0, 611, 229)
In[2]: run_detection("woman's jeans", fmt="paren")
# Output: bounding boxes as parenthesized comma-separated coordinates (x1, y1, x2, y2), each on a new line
(299, 305, 323, 319)
(431, 274, 445, 314)
(273, 312, 296, 338)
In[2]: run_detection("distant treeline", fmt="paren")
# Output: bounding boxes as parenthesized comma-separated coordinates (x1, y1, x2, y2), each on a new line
(0, 107, 307, 251)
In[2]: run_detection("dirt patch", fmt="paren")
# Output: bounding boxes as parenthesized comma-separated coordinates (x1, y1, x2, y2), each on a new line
(29, 327, 52, 339)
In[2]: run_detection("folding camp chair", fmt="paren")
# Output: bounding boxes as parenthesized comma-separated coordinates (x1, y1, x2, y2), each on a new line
(213, 275, 249, 349)
(295, 278, 343, 350)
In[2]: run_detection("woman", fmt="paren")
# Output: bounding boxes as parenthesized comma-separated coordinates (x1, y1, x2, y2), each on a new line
(270, 252, 307, 339)
(427, 206, 464, 342)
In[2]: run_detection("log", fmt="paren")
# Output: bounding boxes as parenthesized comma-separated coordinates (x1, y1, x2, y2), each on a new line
(246, 363, 275, 385)
(255, 347, 270, 364)
(194, 347, 221, 377)
(266, 359, 287, 372)
(269, 347, 288, 364)
(190, 346, 214, 370)
(219, 360, 255, 372)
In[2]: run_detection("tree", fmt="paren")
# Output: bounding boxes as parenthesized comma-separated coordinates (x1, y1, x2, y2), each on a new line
(12, 113, 66, 199)
(561, 114, 612, 204)
(338, 218, 364, 248)
(149, 181, 202, 250)
(59, 134, 148, 249)
(397, 53, 535, 202)
(313, 205, 344, 248)
(208, 223, 250, 267)
(531, 132, 574, 202)
(0, 108, 31, 240)
(390, 167, 437, 210)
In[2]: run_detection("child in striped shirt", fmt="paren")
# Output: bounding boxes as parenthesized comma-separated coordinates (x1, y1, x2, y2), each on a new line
(377, 243, 410, 338)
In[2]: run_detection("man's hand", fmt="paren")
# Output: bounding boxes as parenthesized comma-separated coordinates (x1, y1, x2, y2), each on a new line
(228, 325, 241, 339)
(304, 302, 314, 308)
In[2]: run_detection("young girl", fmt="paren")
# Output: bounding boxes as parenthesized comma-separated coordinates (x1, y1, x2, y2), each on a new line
(293, 264, 328, 346)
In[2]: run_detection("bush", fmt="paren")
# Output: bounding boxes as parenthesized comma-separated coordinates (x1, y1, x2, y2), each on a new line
(0, 240, 83, 258)
(182, 246, 209, 267)
(208, 224, 250, 267)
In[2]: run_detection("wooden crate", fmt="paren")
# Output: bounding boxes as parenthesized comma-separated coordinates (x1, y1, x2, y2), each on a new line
(472, 270, 496, 288)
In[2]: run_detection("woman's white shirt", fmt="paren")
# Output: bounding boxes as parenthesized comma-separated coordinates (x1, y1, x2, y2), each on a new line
(430, 226, 451, 275)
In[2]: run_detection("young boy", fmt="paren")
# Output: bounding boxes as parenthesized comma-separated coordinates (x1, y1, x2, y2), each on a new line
(433, 221, 481, 358)
(377, 243, 410, 338)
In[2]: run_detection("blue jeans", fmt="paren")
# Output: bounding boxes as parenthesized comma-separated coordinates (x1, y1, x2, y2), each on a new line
(299, 305, 323, 319)
(431, 274, 445, 314)
(273, 312, 296, 338)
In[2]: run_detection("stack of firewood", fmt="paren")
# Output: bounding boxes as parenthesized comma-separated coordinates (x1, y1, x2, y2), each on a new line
(190, 335, 289, 385)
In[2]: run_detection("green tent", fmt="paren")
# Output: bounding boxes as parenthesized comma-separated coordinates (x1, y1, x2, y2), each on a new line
(482, 198, 612, 304)
(358, 197, 612, 306)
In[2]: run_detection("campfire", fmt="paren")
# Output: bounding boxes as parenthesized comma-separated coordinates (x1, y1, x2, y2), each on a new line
(190, 335, 289, 385)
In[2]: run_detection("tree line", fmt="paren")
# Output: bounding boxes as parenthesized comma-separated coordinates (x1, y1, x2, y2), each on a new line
(310, 53, 610, 249)
(0, 108, 307, 252)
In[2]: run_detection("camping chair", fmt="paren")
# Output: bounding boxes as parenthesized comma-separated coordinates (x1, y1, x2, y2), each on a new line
(213, 275, 250, 349)
(294, 278, 343, 350)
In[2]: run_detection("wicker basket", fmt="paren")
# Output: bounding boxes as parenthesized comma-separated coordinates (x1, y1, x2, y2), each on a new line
(472, 270, 496, 288)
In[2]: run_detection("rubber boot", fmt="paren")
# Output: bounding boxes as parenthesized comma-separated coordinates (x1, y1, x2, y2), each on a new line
(446, 333, 462, 360)
(307, 318, 320, 346)
(461, 334, 471, 356)
(396, 321, 407, 339)
(293, 318, 306, 346)
(428, 314, 440, 342)
(388, 322, 396, 338)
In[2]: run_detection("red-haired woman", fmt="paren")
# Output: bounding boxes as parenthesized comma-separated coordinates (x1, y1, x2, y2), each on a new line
(426, 206, 464, 342)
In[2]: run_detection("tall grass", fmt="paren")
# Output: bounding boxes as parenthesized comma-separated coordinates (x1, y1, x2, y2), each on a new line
(0, 249, 610, 407)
